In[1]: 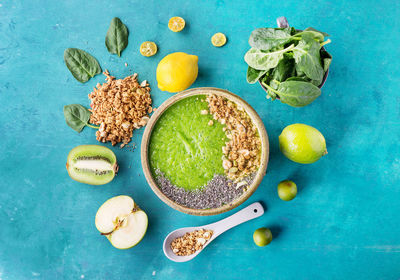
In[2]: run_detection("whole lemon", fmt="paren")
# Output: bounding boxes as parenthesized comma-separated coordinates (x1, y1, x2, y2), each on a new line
(279, 123, 327, 164)
(156, 52, 198, 93)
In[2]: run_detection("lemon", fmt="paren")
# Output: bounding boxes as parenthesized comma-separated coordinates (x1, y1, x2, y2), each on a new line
(168, 17, 185, 32)
(140, 41, 157, 57)
(211, 32, 227, 47)
(279, 123, 327, 164)
(156, 52, 198, 93)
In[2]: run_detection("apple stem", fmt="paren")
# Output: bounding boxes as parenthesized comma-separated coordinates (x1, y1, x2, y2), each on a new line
(100, 219, 124, 236)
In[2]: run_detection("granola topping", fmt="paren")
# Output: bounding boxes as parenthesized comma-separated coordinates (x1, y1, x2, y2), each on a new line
(89, 70, 152, 145)
(206, 94, 261, 181)
(170, 229, 213, 256)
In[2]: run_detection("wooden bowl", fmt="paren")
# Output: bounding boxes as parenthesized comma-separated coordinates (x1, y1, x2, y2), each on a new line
(141, 87, 269, 216)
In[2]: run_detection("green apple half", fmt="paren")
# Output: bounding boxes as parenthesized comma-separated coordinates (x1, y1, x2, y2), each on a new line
(95, 195, 148, 249)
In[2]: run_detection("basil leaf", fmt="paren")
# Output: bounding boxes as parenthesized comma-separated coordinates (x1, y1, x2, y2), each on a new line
(63, 104, 93, 133)
(247, 67, 267, 84)
(249, 28, 292, 51)
(105, 17, 129, 57)
(244, 44, 294, 70)
(292, 34, 324, 82)
(276, 81, 321, 107)
(64, 48, 102, 83)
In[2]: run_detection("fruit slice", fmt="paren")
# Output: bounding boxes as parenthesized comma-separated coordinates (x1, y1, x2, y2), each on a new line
(211, 32, 227, 47)
(66, 145, 118, 185)
(140, 41, 158, 57)
(168, 16, 185, 32)
(95, 195, 148, 249)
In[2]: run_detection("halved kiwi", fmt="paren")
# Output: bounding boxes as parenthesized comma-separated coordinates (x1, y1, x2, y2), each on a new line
(66, 145, 118, 185)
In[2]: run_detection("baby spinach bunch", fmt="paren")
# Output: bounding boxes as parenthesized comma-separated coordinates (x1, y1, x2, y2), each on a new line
(245, 27, 332, 107)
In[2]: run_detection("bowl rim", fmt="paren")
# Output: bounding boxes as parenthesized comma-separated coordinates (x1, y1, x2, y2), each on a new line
(141, 87, 269, 216)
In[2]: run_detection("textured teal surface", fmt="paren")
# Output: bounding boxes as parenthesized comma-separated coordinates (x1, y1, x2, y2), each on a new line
(1, 0, 399, 279)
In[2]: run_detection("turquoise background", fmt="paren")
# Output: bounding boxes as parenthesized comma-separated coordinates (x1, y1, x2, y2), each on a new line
(1, 0, 399, 279)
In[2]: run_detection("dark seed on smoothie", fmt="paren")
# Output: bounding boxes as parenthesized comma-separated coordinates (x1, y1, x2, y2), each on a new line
(155, 170, 254, 209)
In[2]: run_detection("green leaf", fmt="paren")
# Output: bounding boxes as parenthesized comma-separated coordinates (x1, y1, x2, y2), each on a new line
(304, 27, 330, 37)
(260, 69, 274, 87)
(271, 56, 295, 82)
(294, 30, 325, 43)
(63, 104, 96, 133)
(248, 28, 292, 51)
(292, 34, 324, 82)
(320, 48, 332, 72)
(64, 48, 101, 83)
(244, 44, 295, 70)
(105, 17, 129, 57)
(261, 80, 277, 100)
(247, 67, 267, 84)
(286, 76, 310, 82)
(276, 81, 321, 107)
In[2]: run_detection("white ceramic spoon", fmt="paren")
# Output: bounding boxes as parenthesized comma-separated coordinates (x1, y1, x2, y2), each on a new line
(163, 202, 264, 262)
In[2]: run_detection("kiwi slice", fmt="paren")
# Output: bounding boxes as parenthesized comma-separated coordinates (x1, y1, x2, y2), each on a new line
(66, 145, 118, 185)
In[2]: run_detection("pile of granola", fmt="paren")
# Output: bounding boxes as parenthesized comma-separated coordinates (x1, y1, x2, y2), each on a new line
(170, 229, 213, 256)
(88, 70, 153, 147)
(206, 94, 261, 181)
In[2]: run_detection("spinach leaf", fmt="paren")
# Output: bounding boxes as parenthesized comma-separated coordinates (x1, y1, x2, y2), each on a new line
(286, 76, 310, 82)
(260, 69, 274, 87)
(271, 56, 295, 82)
(261, 80, 277, 100)
(304, 27, 330, 37)
(244, 24, 331, 107)
(295, 63, 322, 86)
(294, 30, 325, 43)
(105, 17, 129, 57)
(247, 67, 267, 84)
(264, 80, 321, 107)
(63, 104, 99, 133)
(244, 44, 295, 70)
(292, 34, 324, 82)
(320, 48, 332, 72)
(249, 28, 292, 51)
(64, 48, 101, 83)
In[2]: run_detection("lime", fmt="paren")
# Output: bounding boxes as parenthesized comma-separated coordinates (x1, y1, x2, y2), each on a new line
(253, 228, 272, 247)
(277, 180, 297, 201)
(211, 33, 227, 47)
(168, 17, 185, 32)
(140, 41, 157, 57)
(279, 123, 327, 164)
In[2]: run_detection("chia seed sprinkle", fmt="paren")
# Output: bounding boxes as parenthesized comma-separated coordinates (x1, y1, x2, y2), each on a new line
(155, 170, 254, 209)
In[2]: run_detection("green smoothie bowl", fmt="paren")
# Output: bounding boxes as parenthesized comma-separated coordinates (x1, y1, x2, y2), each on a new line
(141, 87, 269, 215)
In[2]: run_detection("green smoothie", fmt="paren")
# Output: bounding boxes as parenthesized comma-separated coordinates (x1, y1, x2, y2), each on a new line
(149, 95, 227, 190)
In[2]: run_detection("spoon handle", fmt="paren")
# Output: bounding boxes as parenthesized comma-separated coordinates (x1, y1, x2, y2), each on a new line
(208, 202, 264, 236)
